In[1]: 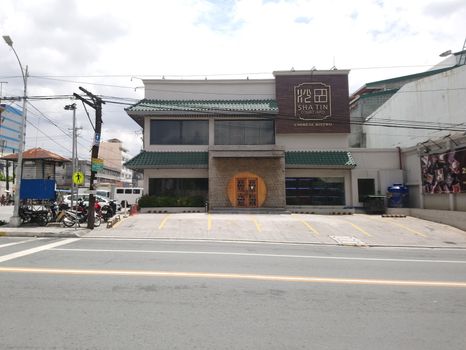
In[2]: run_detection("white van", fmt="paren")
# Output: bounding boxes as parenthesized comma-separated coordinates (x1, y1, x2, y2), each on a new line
(113, 187, 143, 207)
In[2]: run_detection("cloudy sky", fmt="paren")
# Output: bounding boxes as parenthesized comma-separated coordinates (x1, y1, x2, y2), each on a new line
(1, 0, 465, 159)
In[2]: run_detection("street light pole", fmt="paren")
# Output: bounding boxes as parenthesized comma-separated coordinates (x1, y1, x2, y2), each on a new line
(3, 35, 28, 227)
(65, 103, 77, 216)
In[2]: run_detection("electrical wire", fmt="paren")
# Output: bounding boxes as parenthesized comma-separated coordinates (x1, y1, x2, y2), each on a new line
(100, 98, 466, 132)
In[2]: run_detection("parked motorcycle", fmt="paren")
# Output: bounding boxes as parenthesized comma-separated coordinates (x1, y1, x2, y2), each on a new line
(98, 204, 114, 222)
(62, 201, 101, 227)
(19, 205, 49, 226)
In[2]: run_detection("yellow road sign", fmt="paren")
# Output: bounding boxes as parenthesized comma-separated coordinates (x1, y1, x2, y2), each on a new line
(72, 171, 85, 185)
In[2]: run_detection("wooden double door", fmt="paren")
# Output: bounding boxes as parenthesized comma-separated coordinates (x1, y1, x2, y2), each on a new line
(235, 177, 258, 208)
(227, 172, 267, 208)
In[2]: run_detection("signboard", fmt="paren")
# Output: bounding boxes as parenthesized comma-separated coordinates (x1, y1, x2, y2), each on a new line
(274, 70, 350, 133)
(94, 133, 101, 146)
(421, 148, 466, 193)
(294, 82, 331, 120)
(72, 171, 85, 185)
(91, 158, 104, 172)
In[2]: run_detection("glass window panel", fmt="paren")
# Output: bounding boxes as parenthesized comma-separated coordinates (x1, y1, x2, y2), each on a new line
(149, 178, 208, 198)
(285, 177, 345, 206)
(150, 120, 181, 144)
(182, 121, 209, 145)
(215, 120, 275, 145)
(150, 120, 208, 145)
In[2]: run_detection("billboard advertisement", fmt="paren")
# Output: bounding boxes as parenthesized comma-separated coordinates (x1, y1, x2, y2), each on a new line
(421, 148, 466, 193)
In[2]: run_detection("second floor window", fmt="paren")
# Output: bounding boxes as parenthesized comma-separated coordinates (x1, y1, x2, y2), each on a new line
(214, 120, 275, 145)
(150, 120, 209, 145)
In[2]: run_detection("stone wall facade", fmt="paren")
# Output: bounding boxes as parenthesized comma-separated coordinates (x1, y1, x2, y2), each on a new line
(208, 156, 285, 209)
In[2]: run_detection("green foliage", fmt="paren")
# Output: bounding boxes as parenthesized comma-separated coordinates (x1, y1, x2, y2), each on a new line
(0, 173, 13, 182)
(138, 194, 205, 208)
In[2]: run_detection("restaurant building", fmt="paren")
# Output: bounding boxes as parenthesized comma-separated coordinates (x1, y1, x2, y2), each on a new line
(125, 70, 402, 212)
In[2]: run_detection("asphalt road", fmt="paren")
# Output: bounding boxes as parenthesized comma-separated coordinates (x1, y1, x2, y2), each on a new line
(1, 237, 466, 349)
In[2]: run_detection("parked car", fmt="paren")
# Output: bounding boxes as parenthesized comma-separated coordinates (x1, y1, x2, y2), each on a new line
(63, 194, 121, 211)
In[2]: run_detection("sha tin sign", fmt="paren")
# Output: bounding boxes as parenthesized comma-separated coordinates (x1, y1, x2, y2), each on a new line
(294, 82, 331, 120)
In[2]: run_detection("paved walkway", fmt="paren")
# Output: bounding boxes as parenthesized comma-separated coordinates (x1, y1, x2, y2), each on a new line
(1, 207, 465, 248)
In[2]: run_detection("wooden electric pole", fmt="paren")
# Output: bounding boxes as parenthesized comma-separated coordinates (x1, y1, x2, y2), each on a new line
(73, 87, 105, 229)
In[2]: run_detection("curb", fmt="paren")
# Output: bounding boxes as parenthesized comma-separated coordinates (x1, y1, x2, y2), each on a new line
(0, 231, 82, 238)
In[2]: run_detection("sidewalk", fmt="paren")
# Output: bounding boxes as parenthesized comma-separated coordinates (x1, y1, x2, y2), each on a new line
(1, 211, 466, 249)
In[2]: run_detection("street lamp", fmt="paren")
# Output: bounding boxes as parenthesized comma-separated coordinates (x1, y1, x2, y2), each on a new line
(64, 103, 77, 215)
(3, 35, 28, 227)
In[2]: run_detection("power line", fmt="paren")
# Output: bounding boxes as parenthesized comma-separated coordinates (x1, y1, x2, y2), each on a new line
(0, 63, 457, 79)
(27, 101, 72, 137)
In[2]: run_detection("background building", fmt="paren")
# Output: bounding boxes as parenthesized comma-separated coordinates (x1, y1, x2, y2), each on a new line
(0, 104, 22, 155)
(98, 138, 134, 186)
(350, 46, 466, 213)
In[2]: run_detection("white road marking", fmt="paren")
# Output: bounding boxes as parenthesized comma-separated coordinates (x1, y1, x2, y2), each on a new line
(0, 239, 35, 249)
(1, 266, 465, 288)
(50, 247, 466, 264)
(0, 238, 81, 263)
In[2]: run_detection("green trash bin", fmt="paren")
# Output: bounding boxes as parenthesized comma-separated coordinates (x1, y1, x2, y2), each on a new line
(363, 195, 386, 214)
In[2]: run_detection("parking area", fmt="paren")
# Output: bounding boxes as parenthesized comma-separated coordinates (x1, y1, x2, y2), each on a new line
(86, 213, 466, 248)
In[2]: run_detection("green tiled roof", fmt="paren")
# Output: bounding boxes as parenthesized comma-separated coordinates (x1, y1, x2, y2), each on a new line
(126, 150, 356, 169)
(126, 99, 278, 113)
(366, 67, 454, 87)
(125, 151, 208, 169)
(285, 151, 356, 168)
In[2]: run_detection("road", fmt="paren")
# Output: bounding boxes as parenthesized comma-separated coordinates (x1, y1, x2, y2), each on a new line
(1, 236, 466, 349)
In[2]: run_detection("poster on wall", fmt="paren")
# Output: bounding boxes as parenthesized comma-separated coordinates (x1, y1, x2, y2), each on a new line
(421, 148, 466, 193)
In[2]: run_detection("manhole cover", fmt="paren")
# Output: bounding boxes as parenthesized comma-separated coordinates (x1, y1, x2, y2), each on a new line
(330, 235, 366, 246)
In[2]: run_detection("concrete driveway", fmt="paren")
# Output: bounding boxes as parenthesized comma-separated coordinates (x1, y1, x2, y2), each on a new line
(85, 212, 466, 248)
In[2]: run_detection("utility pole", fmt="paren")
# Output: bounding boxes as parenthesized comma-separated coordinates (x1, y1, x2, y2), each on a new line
(73, 87, 104, 229)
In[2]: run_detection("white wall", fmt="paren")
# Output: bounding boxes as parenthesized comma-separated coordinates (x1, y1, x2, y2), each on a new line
(276, 134, 349, 149)
(350, 148, 403, 206)
(364, 64, 466, 148)
(143, 79, 276, 100)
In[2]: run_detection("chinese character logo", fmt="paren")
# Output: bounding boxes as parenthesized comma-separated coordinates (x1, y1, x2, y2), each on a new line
(294, 82, 331, 120)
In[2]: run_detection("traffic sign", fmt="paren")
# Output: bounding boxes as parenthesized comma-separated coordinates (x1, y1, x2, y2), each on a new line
(72, 171, 85, 185)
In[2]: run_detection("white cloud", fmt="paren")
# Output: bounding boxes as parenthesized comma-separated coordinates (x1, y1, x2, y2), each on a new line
(1, 0, 465, 158)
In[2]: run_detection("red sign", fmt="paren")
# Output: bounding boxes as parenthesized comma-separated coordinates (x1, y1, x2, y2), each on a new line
(421, 148, 466, 193)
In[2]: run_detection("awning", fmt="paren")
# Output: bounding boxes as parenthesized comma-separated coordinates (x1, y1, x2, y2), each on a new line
(285, 151, 356, 168)
(125, 151, 209, 169)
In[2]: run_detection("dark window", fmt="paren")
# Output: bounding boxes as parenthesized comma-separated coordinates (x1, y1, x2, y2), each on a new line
(124, 189, 132, 194)
(149, 178, 208, 198)
(116, 189, 124, 194)
(286, 177, 345, 205)
(358, 178, 375, 202)
(150, 120, 209, 145)
(215, 120, 275, 145)
(133, 189, 141, 194)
